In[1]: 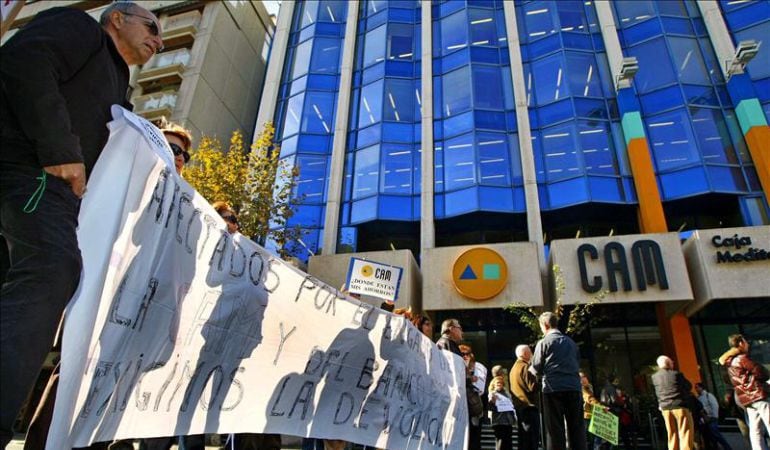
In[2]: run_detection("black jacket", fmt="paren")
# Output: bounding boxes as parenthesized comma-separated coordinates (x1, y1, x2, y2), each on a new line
(652, 368, 693, 410)
(0, 7, 130, 175)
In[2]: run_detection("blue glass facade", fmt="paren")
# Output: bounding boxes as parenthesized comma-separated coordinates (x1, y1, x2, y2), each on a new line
(265, 0, 769, 262)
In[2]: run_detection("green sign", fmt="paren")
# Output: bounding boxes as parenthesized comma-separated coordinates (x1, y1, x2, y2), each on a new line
(589, 404, 619, 445)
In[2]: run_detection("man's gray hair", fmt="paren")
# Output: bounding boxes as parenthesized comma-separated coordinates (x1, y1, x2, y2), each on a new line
(515, 344, 530, 358)
(100, 2, 138, 26)
(441, 318, 458, 335)
(656, 355, 673, 369)
(539, 311, 559, 330)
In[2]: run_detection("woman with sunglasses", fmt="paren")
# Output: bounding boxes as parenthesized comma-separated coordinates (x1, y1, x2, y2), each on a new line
(160, 120, 192, 176)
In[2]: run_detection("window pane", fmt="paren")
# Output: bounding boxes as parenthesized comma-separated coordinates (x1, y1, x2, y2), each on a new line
(669, 37, 710, 85)
(310, 38, 342, 74)
(532, 54, 568, 105)
(508, 135, 523, 184)
(295, 155, 327, 201)
(566, 52, 602, 98)
(384, 79, 415, 122)
(690, 107, 739, 164)
(542, 124, 581, 180)
(291, 40, 312, 80)
(302, 91, 335, 134)
(381, 144, 413, 194)
(363, 25, 387, 67)
(657, 0, 688, 17)
(524, 1, 557, 39)
(443, 66, 472, 117)
(477, 133, 510, 186)
(442, 10, 468, 54)
(387, 23, 414, 60)
(367, 0, 387, 16)
(647, 109, 701, 171)
(445, 133, 476, 190)
(301, 0, 319, 28)
(613, 0, 655, 27)
(472, 66, 504, 110)
(557, 0, 588, 33)
(282, 93, 304, 138)
(317, 0, 346, 23)
(469, 8, 497, 46)
(353, 145, 380, 199)
(359, 80, 383, 128)
(628, 37, 676, 93)
(577, 121, 618, 175)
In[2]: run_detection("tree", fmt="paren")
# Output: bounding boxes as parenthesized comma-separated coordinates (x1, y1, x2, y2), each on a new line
(505, 264, 608, 344)
(183, 122, 301, 252)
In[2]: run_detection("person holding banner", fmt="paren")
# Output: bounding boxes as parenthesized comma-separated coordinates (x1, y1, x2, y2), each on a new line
(0, 2, 162, 446)
(488, 375, 515, 450)
(581, 371, 609, 450)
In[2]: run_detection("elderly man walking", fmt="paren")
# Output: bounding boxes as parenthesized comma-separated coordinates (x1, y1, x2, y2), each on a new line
(652, 355, 695, 450)
(510, 344, 540, 450)
(530, 312, 586, 450)
(0, 2, 162, 445)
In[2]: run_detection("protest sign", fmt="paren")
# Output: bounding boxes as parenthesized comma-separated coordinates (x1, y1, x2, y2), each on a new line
(589, 404, 619, 445)
(346, 257, 404, 302)
(48, 108, 469, 450)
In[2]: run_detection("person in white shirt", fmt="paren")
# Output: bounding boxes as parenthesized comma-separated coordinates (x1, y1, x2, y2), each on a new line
(696, 383, 733, 450)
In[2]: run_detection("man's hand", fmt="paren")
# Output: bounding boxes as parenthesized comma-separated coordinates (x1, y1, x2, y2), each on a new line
(44, 162, 86, 198)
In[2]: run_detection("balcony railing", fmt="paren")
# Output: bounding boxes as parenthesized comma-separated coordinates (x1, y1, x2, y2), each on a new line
(161, 10, 201, 48)
(137, 48, 190, 88)
(132, 90, 178, 121)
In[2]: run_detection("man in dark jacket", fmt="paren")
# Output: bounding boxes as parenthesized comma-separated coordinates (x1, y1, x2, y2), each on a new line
(0, 3, 162, 445)
(651, 355, 695, 450)
(719, 334, 770, 450)
(530, 312, 585, 450)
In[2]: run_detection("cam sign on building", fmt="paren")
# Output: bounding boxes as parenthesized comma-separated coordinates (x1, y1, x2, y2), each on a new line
(346, 257, 404, 302)
(47, 109, 468, 450)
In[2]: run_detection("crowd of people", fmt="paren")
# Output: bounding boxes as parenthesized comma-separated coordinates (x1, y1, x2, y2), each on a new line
(2, 2, 769, 450)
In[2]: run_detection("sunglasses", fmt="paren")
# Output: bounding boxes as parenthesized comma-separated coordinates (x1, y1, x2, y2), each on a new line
(222, 215, 238, 224)
(122, 12, 165, 50)
(461, 352, 471, 356)
(170, 143, 190, 162)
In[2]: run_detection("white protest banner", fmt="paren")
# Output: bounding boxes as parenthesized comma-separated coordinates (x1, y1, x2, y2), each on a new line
(346, 257, 403, 303)
(48, 108, 468, 450)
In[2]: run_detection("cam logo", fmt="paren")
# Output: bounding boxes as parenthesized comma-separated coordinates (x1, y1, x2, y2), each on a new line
(360, 265, 374, 277)
(452, 248, 508, 300)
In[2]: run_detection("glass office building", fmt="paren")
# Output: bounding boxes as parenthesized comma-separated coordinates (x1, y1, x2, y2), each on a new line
(255, 0, 769, 441)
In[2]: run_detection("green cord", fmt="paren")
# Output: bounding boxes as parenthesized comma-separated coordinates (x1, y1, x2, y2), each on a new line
(22, 170, 47, 213)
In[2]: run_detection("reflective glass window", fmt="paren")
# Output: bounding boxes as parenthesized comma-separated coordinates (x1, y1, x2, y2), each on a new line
(442, 11, 469, 54)
(542, 124, 581, 180)
(295, 156, 327, 201)
(291, 40, 312, 80)
(690, 107, 739, 164)
(657, 0, 688, 17)
(699, 37, 725, 84)
(532, 54, 568, 105)
(387, 23, 414, 60)
(477, 133, 510, 186)
(472, 66, 504, 110)
(317, 0, 346, 23)
(735, 22, 770, 80)
(443, 66, 472, 117)
(282, 93, 304, 138)
(310, 38, 342, 74)
(367, 0, 388, 16)
(628, 38, 676, 93)
(384, 79, 415, 122)
(364, 25, 387, 67)
(508, 136, 523, 184)
(577, 121, 618, 175)
(613, 0, 655, 27)
(302, 91, 335, 134)
(524, 1, 557, 39)
(565, 52, 602, 97)
(669, 37, 710, 85)
(444, 133, 476, 190)
(301, 1, 319, 28)
(647, 109, 701, 171)
(557, 0, 588, 33)
(381, 144, 413, 194)
(469, 8, 497, 46)
(353, 145, 380, 199)
(358, 80, 383, 128)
